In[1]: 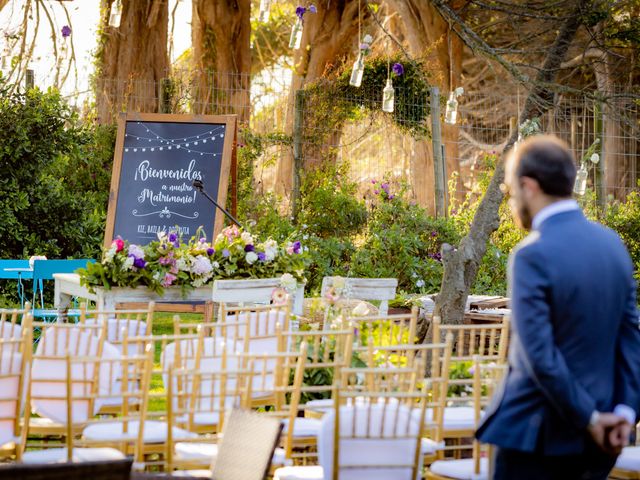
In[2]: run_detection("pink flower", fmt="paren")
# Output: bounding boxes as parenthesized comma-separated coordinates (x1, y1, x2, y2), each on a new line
(271, 287, 289, 305)
(286, 245, 295, 255)
(324, 287, 341, 305)
(223, 225, 240, 241)
(161, 273, 177, 287)
(112, 238, 124, 252)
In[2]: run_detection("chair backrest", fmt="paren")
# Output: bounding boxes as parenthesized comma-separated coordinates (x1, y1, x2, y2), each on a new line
(0, 260, 30, 280)
(80, 302, 155, 354)
(217, 302, 291, 355)
(210, 408, 283, 480)
(321, 277, 398, 315)
(318, 365, 431, 480)
(27, 322, 107, 425)
(349, 307, 419, 354)
(32, 259, 95, 282)
(0, 304, 31, 340)
(432, 316, 510, 362)
(0, 319, 32, 458)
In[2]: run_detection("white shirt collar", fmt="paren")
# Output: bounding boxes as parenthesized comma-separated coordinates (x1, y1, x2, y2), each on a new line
(532, 199, 580, 230)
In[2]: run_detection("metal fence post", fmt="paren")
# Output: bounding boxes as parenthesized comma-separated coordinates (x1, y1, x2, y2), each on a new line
(594, 100, 606, 211)
(430, 87, 446, 217)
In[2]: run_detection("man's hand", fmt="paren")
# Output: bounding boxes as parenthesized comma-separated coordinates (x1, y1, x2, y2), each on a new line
(588, 412, 629, 455)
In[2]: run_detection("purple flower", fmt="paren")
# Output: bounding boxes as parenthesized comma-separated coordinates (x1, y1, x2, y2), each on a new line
(431, 231, 438, 237)
(244, 244, 255, 252)
(392, 62, 404, 76)
(295, 6, 306, 19)
(374, 189, 380, 195)
(308, 4, 317, 13)
(161, 273, 176, 287)
(371, 179, 377, 184)
(360, 43, 370, 50)
(199, 237, 206, 243)
(132, 257, 146, 269)
(168, 232, 178, 243)
(292, 241, 302, 254)
(206, 248, 215, 256)
(173, 241, 180, 248)
(61, 25, 72, 38)
(381, 183, 390, 191)
(388, 194, 395, 200)
(222, 249, 230, 258)
(257, 252, 266, 262)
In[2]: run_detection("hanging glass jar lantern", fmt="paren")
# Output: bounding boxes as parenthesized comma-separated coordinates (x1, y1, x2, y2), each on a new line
(259, 0, 272, 23)
(574, 163, 588, 195)
(349, 52, 365, 87)
(109, 0, 123, 28)
(382, 78, 394, 113)
(289, 17, 303, 49)
(444, 91, 459, 125)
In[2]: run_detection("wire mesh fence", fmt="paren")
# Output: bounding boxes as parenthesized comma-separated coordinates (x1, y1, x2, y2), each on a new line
(92, 69, 640, 214)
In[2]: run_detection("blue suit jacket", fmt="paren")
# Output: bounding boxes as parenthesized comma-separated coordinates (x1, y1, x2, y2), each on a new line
(476, 209, 640, 455)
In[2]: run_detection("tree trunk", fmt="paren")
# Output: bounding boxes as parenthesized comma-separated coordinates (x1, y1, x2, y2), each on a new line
(191, 0, 251, 123)
(275, 0, 362, 197)
(434, 1, 585, 325)
(96, 0, 169, 123)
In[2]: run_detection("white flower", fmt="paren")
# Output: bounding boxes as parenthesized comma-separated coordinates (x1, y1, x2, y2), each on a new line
(280, 273, 297, 292)
(352, 302, 370, 317)
(103, 247, 116, 264)
(264, 248, 277, 262)
(454, 86, 464, 96)
(122, 256, 134, 271)
(211, 261, 219, 269)
(416, 279, 425, 288)
(590, 153, 600, 164)
(191, 255, 213, 275)
(362, 34, 373, 44)
(241, 231, 254, 245)
(157, 231, 167, 241)
(245, 251, 259, 264)
(176, 257, 189, 272)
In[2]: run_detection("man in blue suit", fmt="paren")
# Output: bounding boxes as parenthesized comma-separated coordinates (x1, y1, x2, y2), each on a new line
(476, 135, 640, 479)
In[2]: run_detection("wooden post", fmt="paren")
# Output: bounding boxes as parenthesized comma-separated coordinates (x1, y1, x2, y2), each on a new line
(159, 78, 173, 114)
(230, 120, 238, 217)
(430, 87, 446, 218)
(25, 69, 34, 90)
(291, 89, 304, 221)
(594, 100, 606, 211)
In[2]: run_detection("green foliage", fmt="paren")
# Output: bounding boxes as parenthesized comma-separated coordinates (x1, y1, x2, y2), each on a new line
(298, 163, 368, 238)
(604, 188, 640, 280)
(0, 87, 111, 263)
(351, 180, 460, 294)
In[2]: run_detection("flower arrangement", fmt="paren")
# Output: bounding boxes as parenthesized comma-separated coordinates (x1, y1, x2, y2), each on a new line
(78, 226, 310, 296)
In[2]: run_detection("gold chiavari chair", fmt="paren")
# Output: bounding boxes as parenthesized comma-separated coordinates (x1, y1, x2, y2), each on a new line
(274, 359, 435, 480)
(427, 356, 508, 480)
(0, 302, 31, 340)
(24, 321, 108, 439)
(0, 314, 32, 461)
(21, 344, 154, 466)
(239, 344, 308, 462)
(164, 359, 254, 472)
(431, 316, 510, 442)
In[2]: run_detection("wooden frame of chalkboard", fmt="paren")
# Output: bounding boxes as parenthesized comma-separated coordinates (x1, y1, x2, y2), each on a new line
(104, 112, 237, 249)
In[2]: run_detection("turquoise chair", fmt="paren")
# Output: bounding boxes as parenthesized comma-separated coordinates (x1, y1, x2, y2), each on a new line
(0, 259, 32, 308)
(31, 259, 95, 320)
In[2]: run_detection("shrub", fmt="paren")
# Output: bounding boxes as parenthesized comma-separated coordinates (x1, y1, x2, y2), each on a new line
(604, 188, 640, 280)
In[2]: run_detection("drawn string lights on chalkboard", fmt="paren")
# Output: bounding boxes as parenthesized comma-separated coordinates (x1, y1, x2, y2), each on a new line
(124, 123, 226, 157)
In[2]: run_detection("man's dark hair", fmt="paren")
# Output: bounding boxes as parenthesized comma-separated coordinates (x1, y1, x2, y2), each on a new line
(513, 135, 577, 197)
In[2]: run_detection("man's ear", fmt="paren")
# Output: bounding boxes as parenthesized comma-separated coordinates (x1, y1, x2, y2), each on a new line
(520, 176, 541, 195)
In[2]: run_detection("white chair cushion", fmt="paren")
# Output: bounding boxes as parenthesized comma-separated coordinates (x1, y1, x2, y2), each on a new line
(429, 458, 489, 480)
(171, 471, 212, 478)
(274, 466, 324, 480)
(422, 438, 445, 455)
(22, 447, 125, 464)
(175, 442, 291, 466)
(615, 446, 640, 471)
(282, 417, 322, 437)
(176, 412, 221, 427)
(419, 407, 477, 431)
(82, 420, 197, 444)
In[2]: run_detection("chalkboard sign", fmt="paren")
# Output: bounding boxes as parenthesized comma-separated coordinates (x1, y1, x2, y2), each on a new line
(104, 113, 236, 248)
